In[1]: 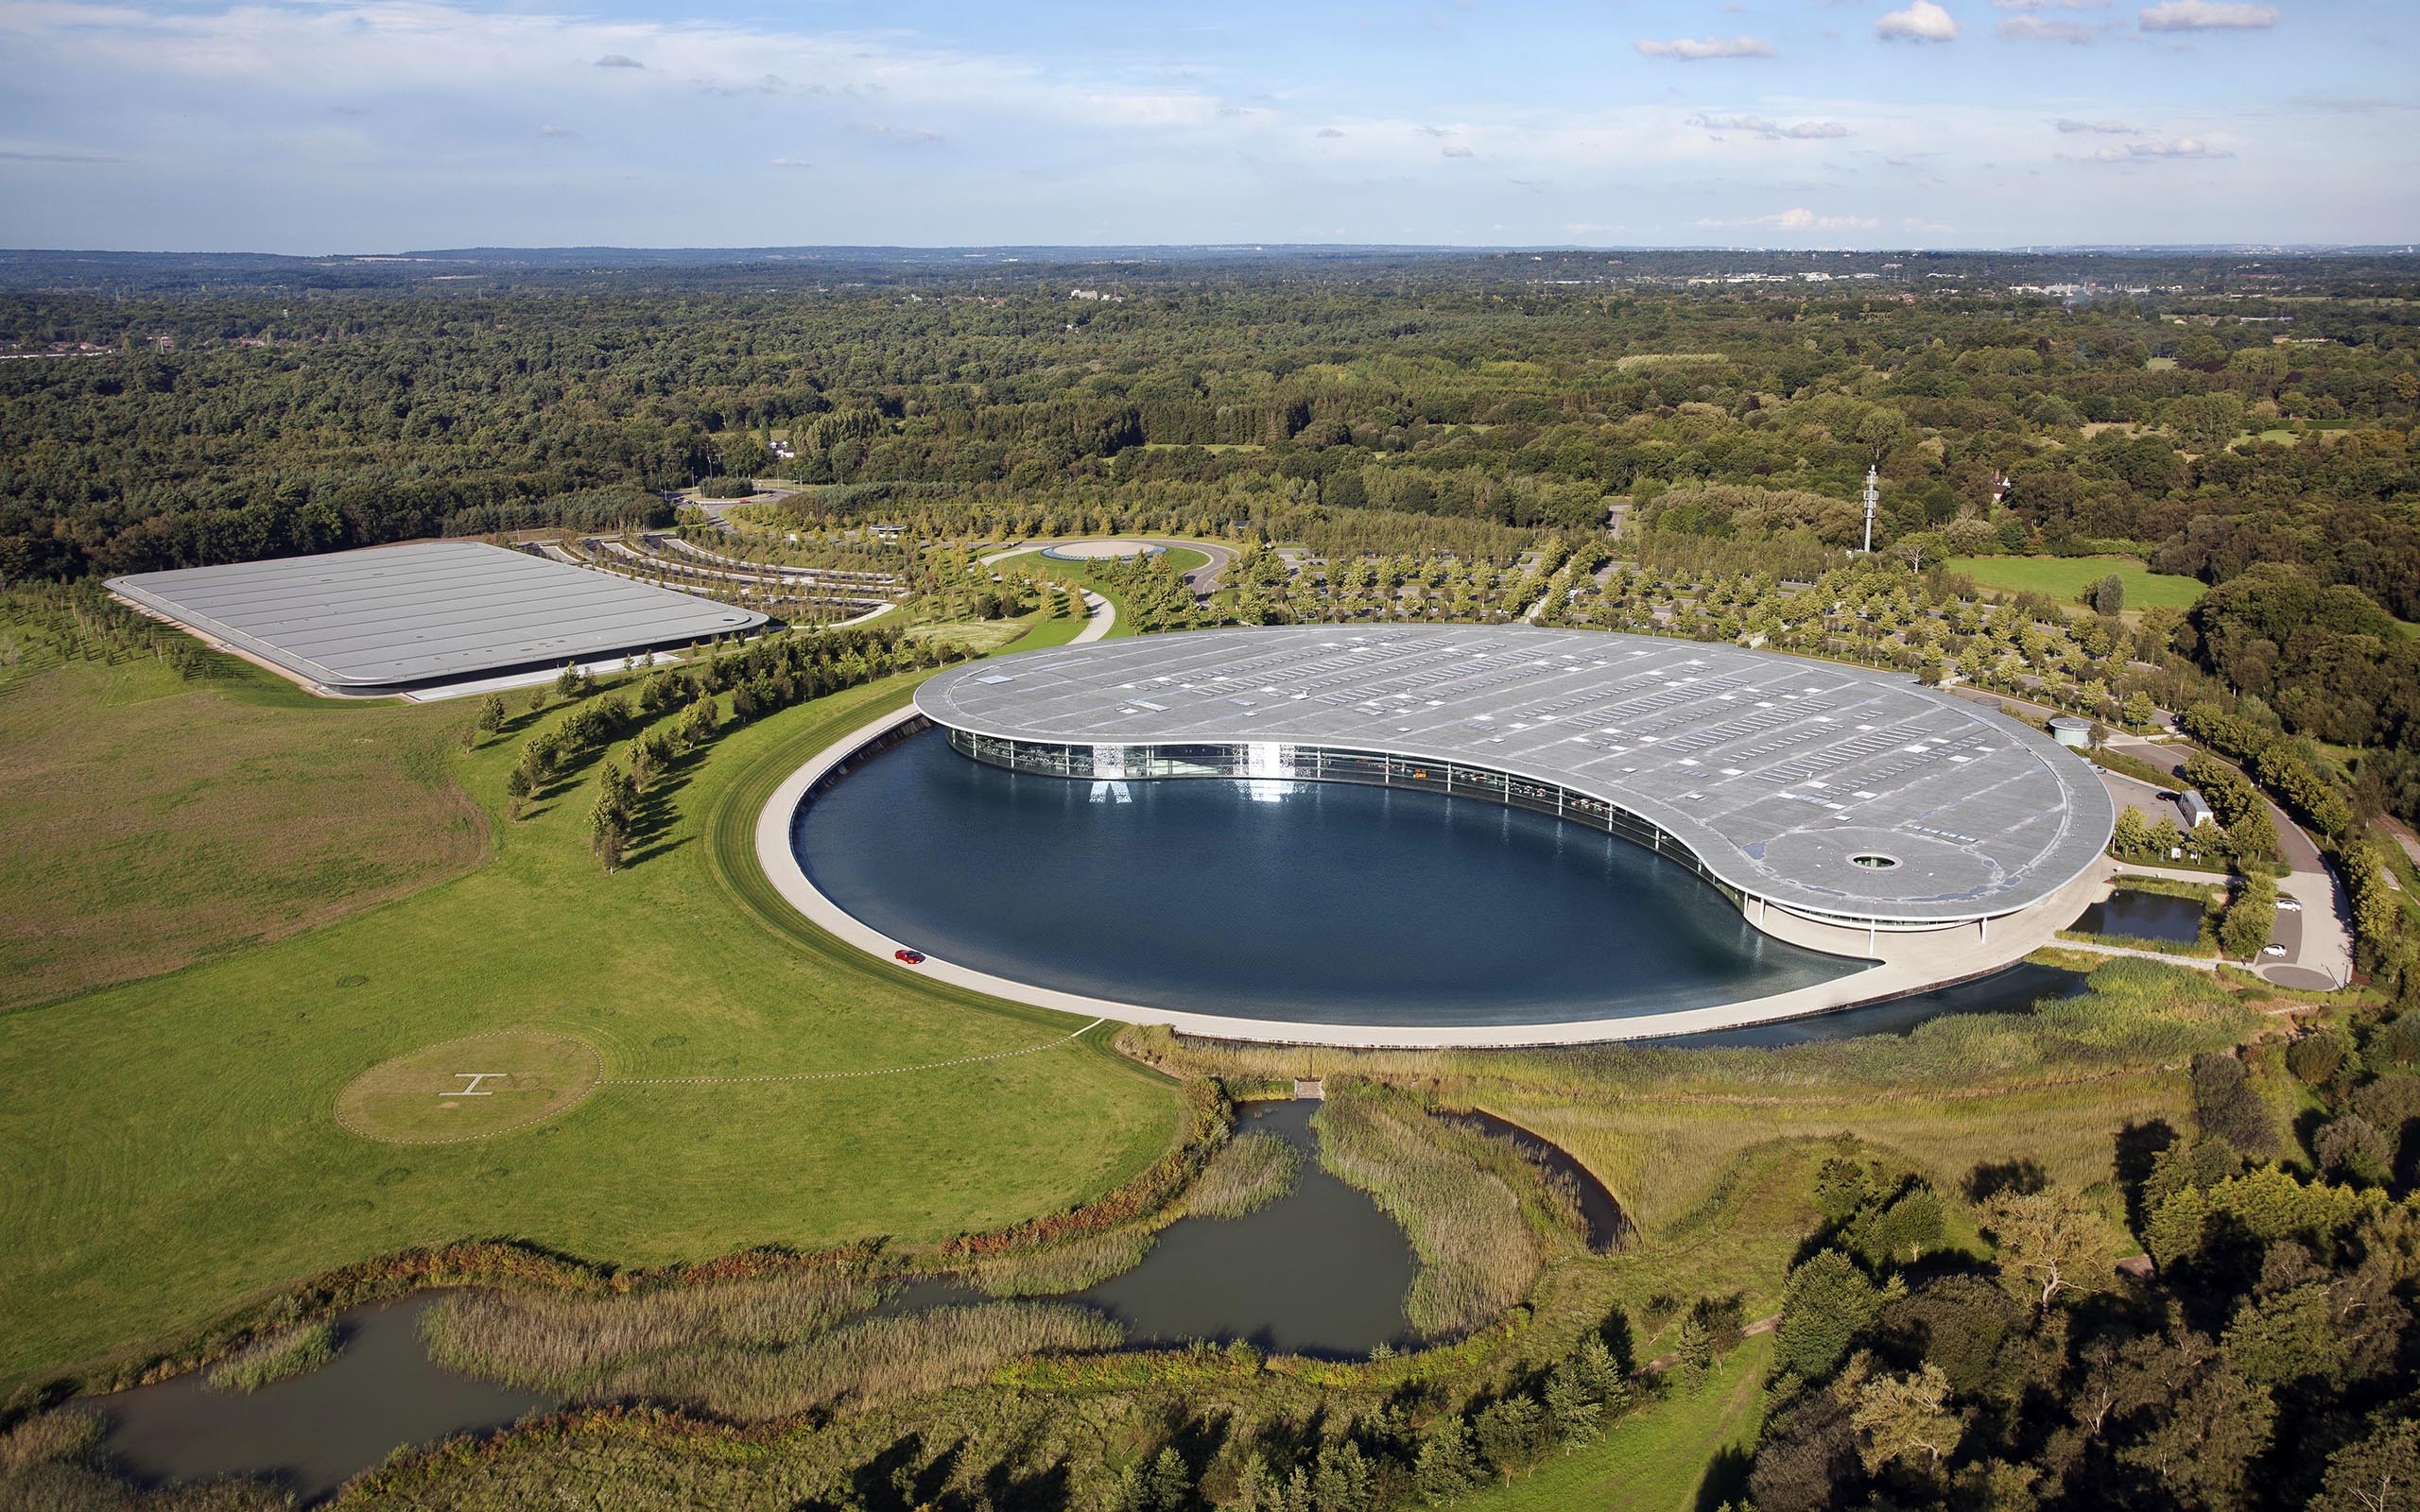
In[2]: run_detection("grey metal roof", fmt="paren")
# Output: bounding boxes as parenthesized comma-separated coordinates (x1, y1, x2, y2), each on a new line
(109, 541, 766, 690)
(915, 626, 2113, 924)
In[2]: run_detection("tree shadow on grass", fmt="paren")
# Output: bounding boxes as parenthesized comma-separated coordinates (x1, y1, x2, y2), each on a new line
(1695, 1444, 1754, 1512)
(623, 834, 692, 868)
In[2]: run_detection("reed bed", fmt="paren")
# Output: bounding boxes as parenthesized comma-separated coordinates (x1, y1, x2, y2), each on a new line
(1315, 1089, 1539, 1338)
(422, 1274, 881, 1395)
(424, 1278, 1116, 1418)
(1186, 1129, 1303, 1219)
(203, 1320, 338, 1392)
(971, 1229, 1153, 1297)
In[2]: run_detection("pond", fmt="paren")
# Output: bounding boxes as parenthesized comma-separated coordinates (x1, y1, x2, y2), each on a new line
(1639, 961, 2096, 1049)
(80, 1294, 551, 1505)
(2071, 886, 2211, 946)
(795, 727, 1863, 1028)
(888, 1099, 1422, 1358)
(81, 1103, 1426, 1500)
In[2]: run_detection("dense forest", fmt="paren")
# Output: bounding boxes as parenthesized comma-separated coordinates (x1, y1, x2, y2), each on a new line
(4, 248, 2417, 845)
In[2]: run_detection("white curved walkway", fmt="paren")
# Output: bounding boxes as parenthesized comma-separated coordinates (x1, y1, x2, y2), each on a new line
(755, 708, 2114, 1048)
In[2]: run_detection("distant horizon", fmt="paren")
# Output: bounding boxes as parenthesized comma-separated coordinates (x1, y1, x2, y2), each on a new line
(8, 240, 2416, 261)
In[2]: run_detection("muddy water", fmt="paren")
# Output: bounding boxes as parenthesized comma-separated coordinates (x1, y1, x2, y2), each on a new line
(81, 1295, 550, 1505)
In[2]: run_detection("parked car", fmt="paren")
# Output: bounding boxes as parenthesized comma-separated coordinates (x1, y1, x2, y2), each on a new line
(2274, 898, 2302, 913)
(2261, 944, 2287, 957)
(894, 948, 926, 965)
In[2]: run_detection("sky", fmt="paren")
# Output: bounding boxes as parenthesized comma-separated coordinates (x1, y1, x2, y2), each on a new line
(0, 0, 2413, 253)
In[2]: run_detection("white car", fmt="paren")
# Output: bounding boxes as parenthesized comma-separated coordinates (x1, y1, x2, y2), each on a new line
(2274, 898, 2302, 913)
(2261, 943, 2288, 957)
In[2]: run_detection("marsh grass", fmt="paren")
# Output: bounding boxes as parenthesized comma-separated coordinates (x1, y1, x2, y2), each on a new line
(1316, 1088, 1539, 1338)
(204, 1320, 338, 1392)
(1132, 960, 2248, 1246)
(422, 1275, 881, 1395)
(1187, 1129, 1302, 1219)
(424, 1279, 1116, 1418)
(971, 1229, 1153, 1297)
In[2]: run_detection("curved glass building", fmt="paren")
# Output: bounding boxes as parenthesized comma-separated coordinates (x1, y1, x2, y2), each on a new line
(912, 625, 2113, 946)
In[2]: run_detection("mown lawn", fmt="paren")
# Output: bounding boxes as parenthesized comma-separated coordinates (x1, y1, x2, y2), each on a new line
(0, 659, 1180, 1387)
(0, 650, 489, 1009)
(1947, 554, 2204, 610)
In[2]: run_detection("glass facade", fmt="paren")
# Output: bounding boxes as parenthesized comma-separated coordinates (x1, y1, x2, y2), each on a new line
(942, 725, 1749, 910)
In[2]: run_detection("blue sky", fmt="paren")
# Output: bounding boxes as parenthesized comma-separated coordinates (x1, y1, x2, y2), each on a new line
(0, 0, 2411, 251)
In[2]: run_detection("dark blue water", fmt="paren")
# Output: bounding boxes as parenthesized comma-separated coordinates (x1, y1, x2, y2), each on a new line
(2071, 887, 2210, 946)
(1639, 961, 2094, 1049)
(795, 728, 1862, 1027)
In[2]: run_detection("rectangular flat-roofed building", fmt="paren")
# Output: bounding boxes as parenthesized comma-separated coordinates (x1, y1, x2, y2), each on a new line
(109, 541, 767, 696)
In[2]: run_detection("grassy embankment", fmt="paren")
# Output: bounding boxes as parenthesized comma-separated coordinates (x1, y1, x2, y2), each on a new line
(0, 649, 1180, 1390)
(1946, 554, 2204, 610)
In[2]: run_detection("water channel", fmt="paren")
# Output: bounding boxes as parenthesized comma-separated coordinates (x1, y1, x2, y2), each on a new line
(1640, 960, 2096, 1049)
(796, 726, 1863, 1027)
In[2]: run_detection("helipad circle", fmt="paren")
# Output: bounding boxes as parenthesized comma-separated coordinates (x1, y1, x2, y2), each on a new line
(335, 1028, 602, 1144)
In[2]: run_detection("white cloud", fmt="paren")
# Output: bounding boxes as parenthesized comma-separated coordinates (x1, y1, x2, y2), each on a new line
(2139, 1, 2277, 29)
(2066, 135, 2233, 160)
(1877, 1, 1960, 42)
(2055, 117, 2138, 133)
(1998, 16, 2098, 41)
(1689, 112, 1850, 141)
(1699, 207, 1881, 231)
(592, 53, 642, 69)
(1994, 0, 2109, 9)
(1315, 127, 1346, 138)
(1441, 144, 1473, 157)
(536, 123, 574, 138)
(769, 157, 811, 168)
(1633, 35, 1776, 60)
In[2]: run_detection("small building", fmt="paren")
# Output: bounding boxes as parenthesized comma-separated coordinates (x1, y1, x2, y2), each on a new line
(2178, 789, 2216, 829)
(2048, 717, 2094, 750)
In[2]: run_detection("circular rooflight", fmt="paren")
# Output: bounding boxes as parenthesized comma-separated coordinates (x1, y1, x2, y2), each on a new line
(1849, 853, 1899, 869)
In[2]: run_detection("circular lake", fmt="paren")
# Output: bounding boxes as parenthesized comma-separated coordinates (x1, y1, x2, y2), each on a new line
(793, 728, 1863, 1028)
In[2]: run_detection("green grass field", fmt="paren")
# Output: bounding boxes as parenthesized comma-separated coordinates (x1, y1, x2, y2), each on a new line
(1946, 554, 2205, 610)
(0, 653, 490, 1010)
(0, 659, 1180, 1388)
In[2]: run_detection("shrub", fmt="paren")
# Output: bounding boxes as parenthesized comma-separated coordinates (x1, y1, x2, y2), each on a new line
(1778, 1249, 1882, 1382)
(2191, 1053, 2279, 1159)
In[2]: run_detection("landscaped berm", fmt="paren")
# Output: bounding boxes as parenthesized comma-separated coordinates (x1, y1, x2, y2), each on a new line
(334, 1028, 603, 1144)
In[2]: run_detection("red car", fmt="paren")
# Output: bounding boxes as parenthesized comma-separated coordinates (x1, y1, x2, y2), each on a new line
(894, 948, 926, 965)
